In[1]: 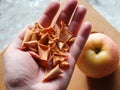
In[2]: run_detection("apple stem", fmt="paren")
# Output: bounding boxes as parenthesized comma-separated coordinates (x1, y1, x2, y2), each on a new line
(95, 48, 100, 54)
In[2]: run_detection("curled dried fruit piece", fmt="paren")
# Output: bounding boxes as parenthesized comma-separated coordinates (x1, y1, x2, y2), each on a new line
(22, 29, 33, 46)
(29, 51, 40, 60)
(42, 65, 63, 82)
(29, 51, 48, 68)
(59, 61, 70, 69)
(31, 32, 39, 41)
(38, 44, 51, 61)
(24, 41, 38, 52)
(59, 27, 72, 43)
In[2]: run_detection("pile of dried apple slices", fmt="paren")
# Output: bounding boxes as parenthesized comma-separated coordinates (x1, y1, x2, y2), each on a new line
(21, 21, 75, 82)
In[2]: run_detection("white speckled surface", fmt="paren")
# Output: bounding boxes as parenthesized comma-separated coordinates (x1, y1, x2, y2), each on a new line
(0, 0, 120, 50)
(87, 0, 120, 32)
(0, 0, 51, 50)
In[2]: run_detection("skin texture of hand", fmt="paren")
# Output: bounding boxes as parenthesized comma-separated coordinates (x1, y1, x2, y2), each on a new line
(3, 0, 91, 90)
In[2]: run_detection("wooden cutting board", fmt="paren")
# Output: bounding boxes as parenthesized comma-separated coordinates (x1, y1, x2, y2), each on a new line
(0, 0, 120, 90)
(67, 0, 120, 90)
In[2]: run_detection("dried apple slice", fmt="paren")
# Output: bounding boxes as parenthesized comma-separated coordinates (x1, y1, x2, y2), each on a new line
(52, 54, 66, 67)
(67, 37, 76, 46)
(31, 32, 39, 41)
(38, 44, 51, 61)
(59, 61, 70, 69)
(39, 33, 49, 45)
(53, 24, 60, 39)
(57, 42, 64, 50)
(48, 36, 55, 45)
(59, 27, 72, 43)
(52, 45, 66, 57)
(22, 29, 33, 47)
(24, 40, 38, 46)
(32, 22, 42, 30)
(29, 51, 40, 60)
(40, 27, 55, 34)
(62, 43, 69, 52)
(42, 65, 63, 82)
(23, 40, 38, 52)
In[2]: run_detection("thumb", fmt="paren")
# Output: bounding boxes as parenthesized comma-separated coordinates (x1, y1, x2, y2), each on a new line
(10, 25, 32, 49)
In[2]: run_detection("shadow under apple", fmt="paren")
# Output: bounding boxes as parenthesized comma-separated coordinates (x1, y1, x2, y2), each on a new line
(87, 67, 120, 90)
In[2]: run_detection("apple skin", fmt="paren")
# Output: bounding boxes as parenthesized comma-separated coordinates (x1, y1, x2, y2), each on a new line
(77, 33, 119, 78)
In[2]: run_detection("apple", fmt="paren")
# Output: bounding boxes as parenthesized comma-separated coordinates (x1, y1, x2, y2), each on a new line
(77, 33, 119, 78)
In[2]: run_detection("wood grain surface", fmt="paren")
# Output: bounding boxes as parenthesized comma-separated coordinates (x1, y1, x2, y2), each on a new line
(0, 0, 120, 90)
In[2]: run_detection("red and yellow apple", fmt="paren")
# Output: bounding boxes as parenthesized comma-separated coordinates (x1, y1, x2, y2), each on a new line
(77, 33, 119, 78)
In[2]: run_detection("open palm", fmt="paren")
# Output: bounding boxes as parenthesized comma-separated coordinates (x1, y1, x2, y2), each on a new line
(4, 0, 91, 90)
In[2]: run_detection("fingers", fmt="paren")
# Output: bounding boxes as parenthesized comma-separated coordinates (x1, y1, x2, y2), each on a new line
(39, 1, 60, 28)
(70, 22, 91, 62)
(69, 5, 87, 36)
(56, 0, 77, 27)
(55, 22, 91, 88)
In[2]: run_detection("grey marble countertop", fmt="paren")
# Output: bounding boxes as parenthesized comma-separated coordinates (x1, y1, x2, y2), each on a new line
(0, 0, 120, 50)
(87, 0, 120, 32)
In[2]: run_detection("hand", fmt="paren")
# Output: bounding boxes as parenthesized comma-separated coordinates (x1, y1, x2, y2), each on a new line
(3, 0, 91, 90)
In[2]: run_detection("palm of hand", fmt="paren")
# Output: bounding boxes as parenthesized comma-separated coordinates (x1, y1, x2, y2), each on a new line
(4, 39, 75, 90)
(4, 44, 38, 88)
